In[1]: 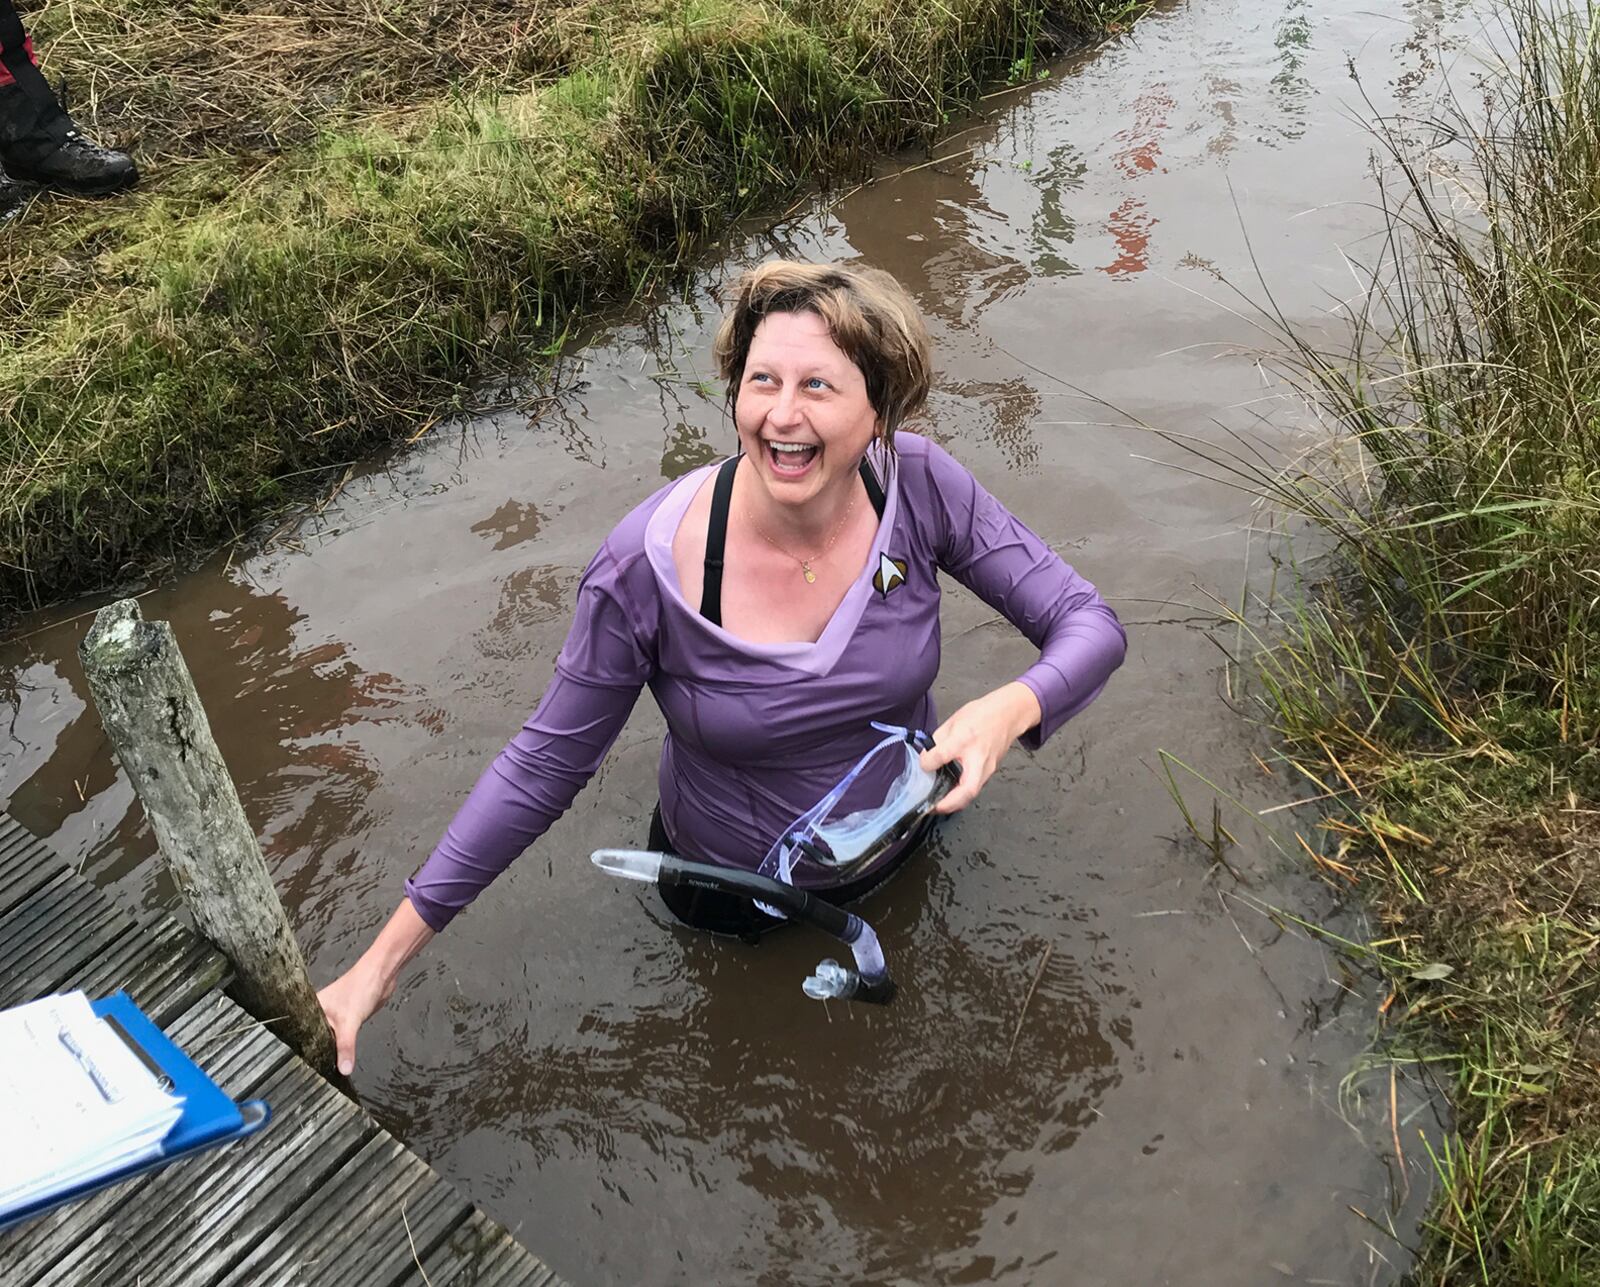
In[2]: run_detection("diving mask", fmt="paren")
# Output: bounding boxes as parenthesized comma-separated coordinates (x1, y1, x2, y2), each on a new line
(757, 722, 960, 888)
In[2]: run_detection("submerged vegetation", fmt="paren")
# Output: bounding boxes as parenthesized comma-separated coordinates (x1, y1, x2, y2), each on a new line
(1203, 2, 1600, 1280)
(0, 0, 1139, 618)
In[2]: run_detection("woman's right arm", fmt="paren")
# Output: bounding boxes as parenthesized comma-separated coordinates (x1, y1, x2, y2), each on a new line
(317, 541, 656, 1072)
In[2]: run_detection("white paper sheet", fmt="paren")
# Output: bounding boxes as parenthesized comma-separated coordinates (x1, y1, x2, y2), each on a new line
(0, 991, 185, 1216)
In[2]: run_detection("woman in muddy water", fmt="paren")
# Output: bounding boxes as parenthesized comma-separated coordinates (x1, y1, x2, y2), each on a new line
(317, 260, 1127, 1071)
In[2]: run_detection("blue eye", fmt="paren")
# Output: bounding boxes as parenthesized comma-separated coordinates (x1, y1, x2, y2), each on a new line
(806, 377, 828, 390)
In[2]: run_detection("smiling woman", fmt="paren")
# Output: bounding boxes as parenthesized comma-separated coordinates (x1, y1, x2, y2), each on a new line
(316, 260, 1128, 1072)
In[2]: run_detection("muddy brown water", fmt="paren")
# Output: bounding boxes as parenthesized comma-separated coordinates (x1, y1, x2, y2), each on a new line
(0, 2, 1478, 1282)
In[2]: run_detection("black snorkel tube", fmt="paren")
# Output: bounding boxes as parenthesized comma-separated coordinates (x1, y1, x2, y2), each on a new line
(590, 850, 899, 1004)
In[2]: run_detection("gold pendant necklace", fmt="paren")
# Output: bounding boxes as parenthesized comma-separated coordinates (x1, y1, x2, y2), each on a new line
(750, 488, 858, 586)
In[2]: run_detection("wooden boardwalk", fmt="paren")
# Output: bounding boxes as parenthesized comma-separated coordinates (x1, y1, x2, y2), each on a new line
(0, 814, 566, 1287)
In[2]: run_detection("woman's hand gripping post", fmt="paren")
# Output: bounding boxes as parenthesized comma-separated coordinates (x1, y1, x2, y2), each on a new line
(918, 680, 1043, 814)
(317, 898, 437, 1076)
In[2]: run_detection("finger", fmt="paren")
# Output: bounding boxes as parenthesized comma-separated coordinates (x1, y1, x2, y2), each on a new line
(336, 1021, 357, 1077)
(934, 781, 975, 814)
(934, 765, 984, 814)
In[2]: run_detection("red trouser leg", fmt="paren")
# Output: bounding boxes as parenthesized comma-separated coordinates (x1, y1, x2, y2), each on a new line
(0, 35, 37, 88)
(0, 0, 40, 92)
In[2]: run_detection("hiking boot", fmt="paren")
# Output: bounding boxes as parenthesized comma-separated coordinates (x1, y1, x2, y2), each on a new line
(4, 125, 138, 194)
(0, 84, 137, 197)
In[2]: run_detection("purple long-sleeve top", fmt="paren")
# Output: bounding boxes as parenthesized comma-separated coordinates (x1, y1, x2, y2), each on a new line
(405, 433, 1127, 931)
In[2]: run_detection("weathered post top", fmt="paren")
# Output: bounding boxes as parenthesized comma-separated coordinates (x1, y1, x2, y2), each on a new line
(79, 597, 340, 1082)
(81, 597, 161, 672)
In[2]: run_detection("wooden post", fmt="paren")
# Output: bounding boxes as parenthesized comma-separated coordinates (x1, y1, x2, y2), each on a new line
(80, 597, 338, 1078)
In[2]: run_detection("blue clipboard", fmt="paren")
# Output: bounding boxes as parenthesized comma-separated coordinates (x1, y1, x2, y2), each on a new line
(0, 991, 271, 1234)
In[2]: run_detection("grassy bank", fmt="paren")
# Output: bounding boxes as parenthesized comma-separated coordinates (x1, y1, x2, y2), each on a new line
(1213, 3, 1600, 1281)
(0, 0, 1138, 618)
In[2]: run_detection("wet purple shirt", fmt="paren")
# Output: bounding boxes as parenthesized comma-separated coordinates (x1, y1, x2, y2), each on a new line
(405, 433, 1127, 931)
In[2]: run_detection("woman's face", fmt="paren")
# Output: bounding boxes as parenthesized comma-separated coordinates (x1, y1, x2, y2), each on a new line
(734, 310, 880, 511)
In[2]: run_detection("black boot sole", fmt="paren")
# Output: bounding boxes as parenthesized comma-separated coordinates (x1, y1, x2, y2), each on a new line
(3, 166, 139, 197)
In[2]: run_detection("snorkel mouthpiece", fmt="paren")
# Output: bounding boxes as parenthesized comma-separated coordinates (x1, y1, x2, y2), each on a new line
(802, 959, 898, 1005)
(591, 849, 665, 883)
(802, 913, 896, 1004)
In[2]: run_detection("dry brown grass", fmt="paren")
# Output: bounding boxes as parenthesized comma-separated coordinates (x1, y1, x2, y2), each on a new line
(19, 0, 652, 156)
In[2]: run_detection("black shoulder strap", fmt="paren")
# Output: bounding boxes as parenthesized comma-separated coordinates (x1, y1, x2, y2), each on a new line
(700, 454, 886, 624)
(859, 457, 887, 519)
(699, 455, 740, 626)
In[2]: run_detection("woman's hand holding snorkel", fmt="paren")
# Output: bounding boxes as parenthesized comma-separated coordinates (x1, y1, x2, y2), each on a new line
(919, 681, 1042, 814)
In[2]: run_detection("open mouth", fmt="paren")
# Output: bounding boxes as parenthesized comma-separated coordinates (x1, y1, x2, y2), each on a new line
(765, 438, 820, 475)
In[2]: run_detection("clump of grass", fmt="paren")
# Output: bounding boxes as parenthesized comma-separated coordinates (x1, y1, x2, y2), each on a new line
(0, 0, 1138, 618)
(1199, 3, 1600, 1280)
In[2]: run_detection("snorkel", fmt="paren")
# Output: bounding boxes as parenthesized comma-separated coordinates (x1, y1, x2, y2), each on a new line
(592, 849, 900, 1003)
(593, 723, 959, 1006)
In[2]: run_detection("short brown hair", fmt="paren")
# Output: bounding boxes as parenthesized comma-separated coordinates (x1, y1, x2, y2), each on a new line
(712, 261, 933, 450)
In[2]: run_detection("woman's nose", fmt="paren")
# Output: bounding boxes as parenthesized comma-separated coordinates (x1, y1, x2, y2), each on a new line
(770, 384, 803, 427)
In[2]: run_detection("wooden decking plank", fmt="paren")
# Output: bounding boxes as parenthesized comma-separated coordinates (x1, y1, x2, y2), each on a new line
(0, 847, 65, 918)
(162, 1114, 389, 1286)
(11, 1062, 326, 1287)
(0, 907, 126, 1008)
(405, 1205, 566, 1287)
(0, 878, 118, 975)
(0, 1004, 304, 1285)
(413, 1211, 550, 1287)
(212, 1134, 422, 1287)
(118, 932, 230, 1027)
(0, 821, 51, 871)
(0, 891, 127, 979)
(23, 917, 150, 999)
(103, 1046, 383, 1283)
(0, 1186, 133, 1284)
(124, 1103, 373, 1285)
(327, 1176, 474, 1287)
(1, 907, 139, 1006)
(160, 994, 296, 1113)
(165, 993, 289, 1087)
(58, 916, 227, 1024)
(435, 1226, 564, 1287)
(0, 813, 563, 1287)
(0, 879, 115, 986)
(215, 1148, 435, 1286)
(0, 816, 50, 872)
(37, 1064, 352, 1287)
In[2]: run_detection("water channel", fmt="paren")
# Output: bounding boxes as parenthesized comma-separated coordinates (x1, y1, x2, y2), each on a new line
(0, 0, 1480, 1281)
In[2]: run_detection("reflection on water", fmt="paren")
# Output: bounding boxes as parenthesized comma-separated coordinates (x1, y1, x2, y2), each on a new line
(661, 421, 722, 479)
(0, 0, 1474, 1281)
(471, 500, 545, 552)
(1, 571, 407, 920)
(1026, 138, 1089, 278)
(1101, 197, 1157, 279)
(1274, 0, 1315, 103)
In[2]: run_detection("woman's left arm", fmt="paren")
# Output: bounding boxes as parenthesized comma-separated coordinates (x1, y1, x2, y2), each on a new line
(916, 441, 1127, 813)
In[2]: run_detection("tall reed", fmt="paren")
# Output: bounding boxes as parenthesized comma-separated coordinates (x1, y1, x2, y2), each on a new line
(1209, 4, 1600, 1279)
